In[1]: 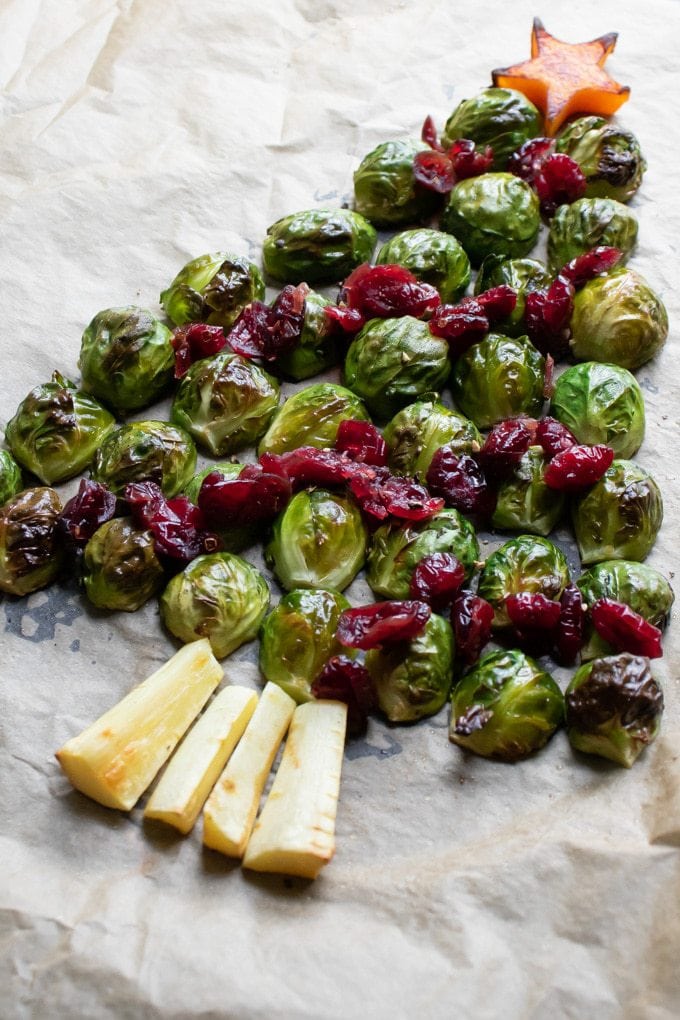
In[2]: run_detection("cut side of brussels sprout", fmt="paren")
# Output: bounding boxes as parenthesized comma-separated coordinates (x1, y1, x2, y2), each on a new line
(0, 486, 64, 596)
(441, 87, 542, 169)
(383, 400, 481, 480)
(262, 208, 377, 285)
(451, 332, 545, 429)
(353, 140, 439, 227)
(477, 534, 570, 629)
(441, 173, 540, 266)
(160, 251, 265, 329)
(83, 517, 165, 612)
(91, 420, 197, 497)
(550, 362, 645, 458)
(258, 383, 369, 456)
(376, 229, 471, 303)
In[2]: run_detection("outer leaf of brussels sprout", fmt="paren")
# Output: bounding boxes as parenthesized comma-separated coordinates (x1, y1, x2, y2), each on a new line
(366, 613, 454, 723)
(160, 252, 265, 329)
(275, 291, 341, 381)
(451, 333, 545, 429)
(550, 362, 645, 458)
(79, 306, 174, 414)
(262, 208, 377, 285)
(258, 383, 370, 456)
(492, 446, 565, 537)
(547, 198, 638, 272)
(160, 552, 269, 658)
(556, 116, 646, 204)
(441, 88, 542, 169)
(0, 450, 23, 506)
(570, 268, 668, 371)
(383, 400, 481, 480)
(0, 487, 63, 596)
(83, 517, 165, 612)
(449, 649, 563, 762)
(441, 173, 540, 266)
(477, 535, 570, 628)
(572, 460, 663, 565)
(353, 140, 439, 227)
(91, 420, 197, 497)
(475, 256, 552, 336)
(376, 229, 471, 303)
(5, 372, 116, 485)
(366, 508, 479, 599)
(171, 352, 279, 457)
(344, 316, 451, 422)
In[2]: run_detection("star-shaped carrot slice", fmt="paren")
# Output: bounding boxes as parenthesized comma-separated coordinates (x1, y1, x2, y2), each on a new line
(492, 18, 630, 136)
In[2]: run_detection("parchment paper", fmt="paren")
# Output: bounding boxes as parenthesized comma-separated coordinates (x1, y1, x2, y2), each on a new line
(1, 1, 679, 1017)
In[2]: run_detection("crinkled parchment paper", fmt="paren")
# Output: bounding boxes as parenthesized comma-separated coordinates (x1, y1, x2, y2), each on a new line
(1, 1, 679, 1017)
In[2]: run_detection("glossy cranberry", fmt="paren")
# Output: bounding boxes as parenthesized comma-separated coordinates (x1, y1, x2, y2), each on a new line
(348, 466, 444, 522)
(559, 246, 623, 288)
(450, 591, 494, 666)
(506, 592, 561, 653)
(553, 584, 586, 665)
(420, 114, 444, 151)
(534, 154, 586, 217)
(198, 468, 291, 529)
(428, 297, 489, 355)
(171, 323, 227, 379)
(335, 420, 388, 466)
(543, 444, 614, 492)
(524, 276, 574, 358)
(536, 417, 577, 458)
(58, 479, 117, 545)
(125, 482, 218, 562)
(426, 449, 495, 521)
(447, 138, 494, 179)
(476, 419, 535, 482)
(324, 304, 365, 336)
(228, 283, 308, 362)
(340, 263, 441, 319)
(591, 599, 663, 659)
(507, 137, 554, 181)
(413, 149, 456, 193)
(409, 552, 465, 611)
(311, 655, 377, 737)
(336, 600, 431, 650)
(266, 447, 355, 491)
(476, 285, 517, 323)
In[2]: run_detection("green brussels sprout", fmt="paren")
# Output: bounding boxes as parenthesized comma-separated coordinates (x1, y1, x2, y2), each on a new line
(383, 400, 481, 479)
(491, 446, 565, 537)
(83, 517, 165, 612)
(478, 535, 570, 628)
(376, 229, 471, 303)
(259, 589, 351, 704)
(449, 649, 563, 761)
(160, 252, 265, 329)
(0, 487, 63, 596)
(570, 267, 668, 371)
(275, 291, 340, 381)
(565, 653, 663, 767)
(572, 460, 663, 565)
(550, 362, 645, 458)
(441, 173, 540, 266)
(5, 372, 115, 485)
(441, 88, 542, 169)
(366, 508, 479, 599)
(160, 552, 269, 659)
(184, 463, 257, 552)
(258, 383, 369, 456)
(344, 317, 450, 422)
(0, 451, 23, 506)
(475, 256, 552, 336)
(79, 307, 174, 414)
(556, 116, 646, 204)
(262, 208, 377, 285)
(353, 140, 438, 227)
(547, 198, 638, 272)
(451, 333, 545, 429)
(91, 420, 196, 497)
(266, 490, 367, 592)
(171, 352, 279, 456)
(366, 613, 454, 723)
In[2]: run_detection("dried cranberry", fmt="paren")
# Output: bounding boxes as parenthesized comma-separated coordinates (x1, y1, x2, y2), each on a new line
(536, 417, 577, 459)
(421, 115, 443, 151)
(198, 468, 291, 529)
(348, 466, 444, 522)
(447, 138, 494, 180)
(476, 285, 517, 324)
(324, 304, 365, 336)
(553, 584, 586, 665)
(58, 479, 117, 545)
(524, 276, 574, 357)
(340, 263, 440, 320)
(543, 444, 614, 492)
(559, 246, 623, 288)
(125, 481, 218, 563)
(266, 447, 355, 491)
(506, 592, 561, 653)
(475, 419, 535, 483)
(311, 655, 377, 737)
(426, 449, 495, 521)
(428, 297, 489, 356)
(337, 600, 431, 650)
(413, 149, 456, 194)
(507, 137, 554, 181)
(409, 552, 465, 611)
(591, 599, 663, 659)
(534, 154, 586, 217)
(451, 591, 494, 667)
(228, 284, 308, 362)
(171, 323, 227, 379)
(335, 420, 388, 466)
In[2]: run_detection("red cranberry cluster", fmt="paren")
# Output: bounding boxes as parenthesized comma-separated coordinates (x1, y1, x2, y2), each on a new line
(413, 115, 494, 195)
(507, 137, 586, 216)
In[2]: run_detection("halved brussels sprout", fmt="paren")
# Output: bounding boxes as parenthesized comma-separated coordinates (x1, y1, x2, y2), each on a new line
(572, 460, 663, 565)
(547, 197, 638, 272)
(79, 307, 174, 414)
(160, 552, 269, 658)
(383, 400, 481, 479)
(275, 291, 340, 381)
(556, 116, 646, 204)
(6, 372, 115, 485)
(441, 173, 540, 266)
(160, 252, 265, 329)
(550, 362, 645, 458)
(353, 140, 438, 227)
(91, 420, 196, 497)
(570, 267, 668, 371)
(262, 208, 377, 284)
(83, 517, 165, 612)
(366, 613, 454, 723)
(477, 535, 570, 628)
(451, 333, 545, 429)
(259, 589, 351, 703)
(0, 451, 23, 506)
(491, 446, 565, 536)
(475, 256, 552, 336)
(344, 316, 451, 422)
(171, 352, 279, 456)
(258, 383, 369, 456)
(184, 462, 258, 552)
(376, 228, 471, 303)
(0, 487, 63, 596)
(266, 490, 367, 592)
(366, 508, 479, 599)
(449, 649, 563, 761)
(441, 87, 542, 169)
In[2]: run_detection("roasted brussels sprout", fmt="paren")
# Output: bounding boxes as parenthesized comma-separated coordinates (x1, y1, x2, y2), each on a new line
(258, 383, 369, 455)
(0, 487, 63, 595)
(353, 140, 439, 227)
(0, 451, 22, 506)
(441, 87, 542, 169)
(184, 462, 258, 552)
(572, 460, 663, 565)
(171, 352, 279, 456)
(451, 333, 545, 429)
(477, 535, 570, 628)
(275, 291, 340, 381)
(366, 613, 454, 723)
(367, 508, 479, 599)
(449, 649, 563, 761)
(565, 653, 663, 767)
(6, 372, 115, 485)
(570, 267, 668, 371)
(160, 552, 269, 658)
(492, 446, 565, 536)
(475, 256, 552, 336)
(266, 490, 367, 592)
(262, 208, 377, 285)
(79, 307, 174, 414)
(344, 316, 450, 421)
(259, 589, 350, 703)
(83, 517, 164, 612)
(160, 252, 265, 329)
(547, 197, 638, 272)
(550, 362, 645, 459)
(376, 229, 471, 303)
(441, 173, 540, 266)
(383, 400, 481, 479)
(556, 116, 646, 204)
(91, 420, 196, 497)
